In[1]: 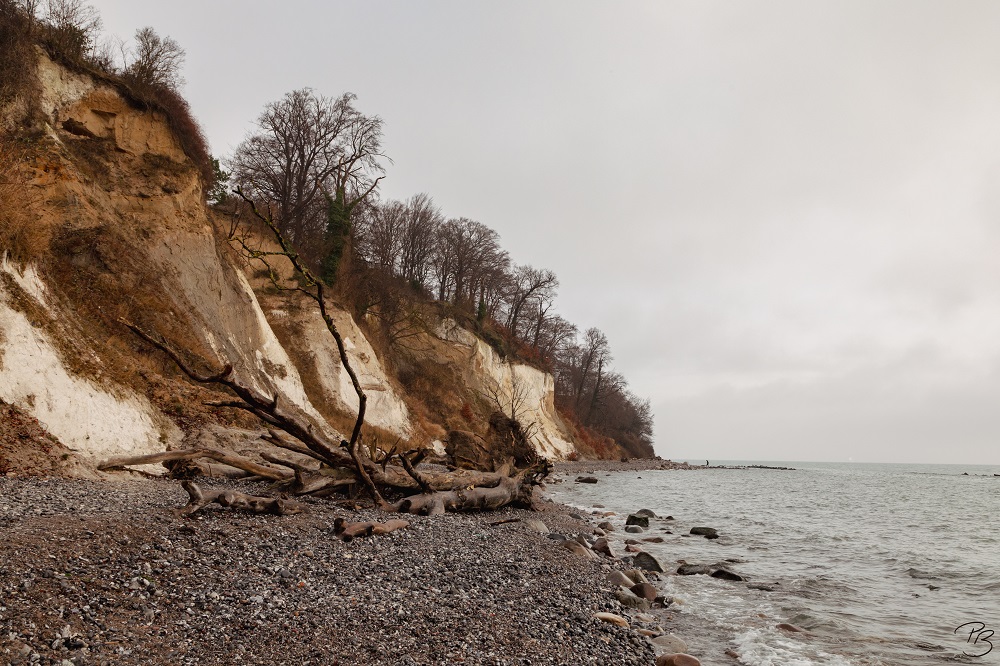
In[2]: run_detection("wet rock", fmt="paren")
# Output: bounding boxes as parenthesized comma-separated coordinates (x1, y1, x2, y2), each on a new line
(615, 586, 652, 610)
(632, 552, 666, 573)
(689, 527, 718, 539)
(650, 633, 687, 652)
(594, 612, 630, 628)
(710, 568, 745, 581)
(776, 622, 804, 632)
(575, 476, 599, 484)
(625, 544, 642, 553)
(598, 521, 615, 531)
(634, 508, 658, 518)
(676, 563, 711, 576)
(626, 514, 650, 528)
(625, 525, 645, 534)
(607, 570, 634, 587)
(630, 582, 658, 601)
(747, 583, 775, 591)
(593, 538, 615, 557)
(624, 569, 649, 585)
(656, 654, 701, 666)
(643, 536, 665, 543)
(561, 540, 595, 558)
(625, 538, 641, 545)
(593, 528, 606, 537)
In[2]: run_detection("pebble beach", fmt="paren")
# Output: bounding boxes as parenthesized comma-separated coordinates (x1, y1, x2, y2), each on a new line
(0, 469, 687, 666)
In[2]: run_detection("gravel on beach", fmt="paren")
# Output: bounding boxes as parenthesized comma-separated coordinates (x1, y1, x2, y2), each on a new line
(0, 476, 659, 666)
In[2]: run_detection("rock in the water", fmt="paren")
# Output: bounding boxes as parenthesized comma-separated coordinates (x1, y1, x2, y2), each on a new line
(561, 540, 595, 559)
(689, 526, 718, 539)
(625, 544, 642, 553)
(624, 538, 641, 545)
(525, 519, 549, 534)
(747, 583, 775, 591)
(631, 582, 658, 601)
(575, 476, 599, 484)
(592, 528, 606, 537)
(624, 568, 649, 585)
(594, 612, 629, 628)
(776, 623, 804, 632)
(710, 568, 745, 581)
(625, 525, 645, 534)
(650, 634, 687, 653)
(676, 563, 711, 576)
(616, 586, 652, 610)
(598, 521, 614, 531)
(607, 570, 634, 587)
(656, 654, 701, 666)
(626, 514, 650, 528)
(635, 508, 658, 518)
(593, 538, 615, 557)
(632, 552, 666, 573)
(643, 536, 665, 543)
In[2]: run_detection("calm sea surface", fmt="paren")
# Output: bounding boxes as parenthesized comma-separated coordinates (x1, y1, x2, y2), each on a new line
(549, 462, 1000, 666)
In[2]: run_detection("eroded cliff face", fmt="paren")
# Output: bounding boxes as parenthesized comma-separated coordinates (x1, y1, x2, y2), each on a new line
(0, 52, 575, 471)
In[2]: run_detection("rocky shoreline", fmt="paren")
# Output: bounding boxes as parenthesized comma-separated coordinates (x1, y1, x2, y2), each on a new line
(0, 471, 705, 666)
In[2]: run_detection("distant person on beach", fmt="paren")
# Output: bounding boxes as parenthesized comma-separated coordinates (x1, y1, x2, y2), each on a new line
(705, 460, 709, 467)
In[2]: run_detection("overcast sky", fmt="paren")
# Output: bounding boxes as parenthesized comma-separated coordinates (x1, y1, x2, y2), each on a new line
(88, 0, 1000, 464)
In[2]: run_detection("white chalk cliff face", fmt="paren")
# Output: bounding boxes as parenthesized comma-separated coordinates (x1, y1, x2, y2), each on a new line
(435, 319, 575, 459)
(0, 257, 178, 460)
(1, 53, 571, 467)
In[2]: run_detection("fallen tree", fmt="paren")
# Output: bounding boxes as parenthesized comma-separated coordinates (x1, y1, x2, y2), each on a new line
(102, 189, 549, 515)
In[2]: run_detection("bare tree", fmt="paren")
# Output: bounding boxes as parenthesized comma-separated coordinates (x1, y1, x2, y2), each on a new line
(122, 26, 184, 90)
(230, 89, 386, 268)
(504, 265, 558, 339)
(39, 0, 101, 61)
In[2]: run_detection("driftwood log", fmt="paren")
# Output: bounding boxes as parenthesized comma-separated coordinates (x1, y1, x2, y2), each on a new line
(333, 517, 410, 541)
(178, 480, 306, 516)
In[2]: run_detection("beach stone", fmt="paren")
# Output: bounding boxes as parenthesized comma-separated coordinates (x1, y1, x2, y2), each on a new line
(632, 552, 666, 573)
(710, 568, 745, 581)
(624, 568, 650, 584)
(593, 538, 615, 557)
(594, 612, 629, 628)
(525, 520, 549, 534)
(626, 514, 650, 528)
(592, 527, 606, 537)
(656, 654, 701, 666)
(776, 623, 804, 632)
(650, 633, 687, 652)
(747, 583, 775, 591)
(607, 570, 634, 587)
(561, 540, 594, 558)
(690, 526, 719, 539)
(625, 538, 641, 545)
(677, 563, 711, 576)
(569, 512, 586, 520)
(643, 536, 665, 543)
(625, 544, 642, 553)
(575, 476, 599, 484)
(598, 521, 614, 531)
(635, 508, 658, 518)
(631, 582, 658, 601)
(616, 586, 652, 610)
(637, 629, 659, 637)
(625, 525, 645, 534)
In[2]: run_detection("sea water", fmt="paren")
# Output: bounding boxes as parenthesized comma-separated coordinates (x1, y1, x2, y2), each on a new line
(549, 462, 1000, 666)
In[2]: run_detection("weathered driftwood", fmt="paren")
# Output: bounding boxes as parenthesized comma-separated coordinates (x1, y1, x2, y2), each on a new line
(99, 448, 293, 481)
(390, 464, 547, 516)
(333, 517, 410, 541)
(178, 480, 306, 517)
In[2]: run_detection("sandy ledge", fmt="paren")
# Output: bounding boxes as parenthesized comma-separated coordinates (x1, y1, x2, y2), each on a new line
(0, 475, 670, 666)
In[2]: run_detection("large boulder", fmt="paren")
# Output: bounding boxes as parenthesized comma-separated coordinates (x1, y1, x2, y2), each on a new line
(689, 526, 718, 539)
(632, 552, 666, 573)
(677, 563, 711, 576)
(626, 514, 650, 528)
